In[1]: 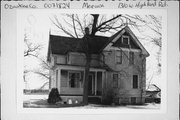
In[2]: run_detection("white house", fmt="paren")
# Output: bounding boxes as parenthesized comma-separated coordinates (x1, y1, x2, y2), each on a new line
(47, 26, 149, 104)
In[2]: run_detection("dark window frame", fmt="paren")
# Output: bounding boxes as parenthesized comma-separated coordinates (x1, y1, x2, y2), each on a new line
(69, 72, 81, 88)
(122, 35, 130, 45)
(132, 75, 138, 89)
(129, 51, 134, 65)
(113, 73, 119, 88)
(116, 50, 122, 64)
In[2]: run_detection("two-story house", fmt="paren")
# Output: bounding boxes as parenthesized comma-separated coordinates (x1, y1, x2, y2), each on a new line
(47, 26, 149, 105)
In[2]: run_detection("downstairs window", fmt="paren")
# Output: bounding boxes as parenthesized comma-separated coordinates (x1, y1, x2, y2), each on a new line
(69, 72, 81, 88)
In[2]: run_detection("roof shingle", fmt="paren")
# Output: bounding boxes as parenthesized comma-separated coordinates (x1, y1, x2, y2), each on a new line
(49, 35, 109, 55)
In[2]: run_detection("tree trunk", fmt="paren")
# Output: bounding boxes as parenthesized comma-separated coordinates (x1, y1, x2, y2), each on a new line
(82, 15, 98, 105)
(91, 14, 99, 36)
(83, 54, 91, 105)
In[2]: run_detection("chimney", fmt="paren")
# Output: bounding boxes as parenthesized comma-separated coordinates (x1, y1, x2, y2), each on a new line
(85, 27, 89, 35)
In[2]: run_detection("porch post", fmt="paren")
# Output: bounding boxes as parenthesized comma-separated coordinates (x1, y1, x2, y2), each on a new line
(95, 71, 97, 95)
(102, 71, 105, 93)
(59, 68, 61, 93)
(83, 70, 85, 88)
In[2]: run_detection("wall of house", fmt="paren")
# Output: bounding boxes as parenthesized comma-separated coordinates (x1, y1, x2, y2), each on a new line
(49, 69, 56, 89)
(60, 87, 83, 95)
(60, 96, 83, 104)
(103, 49, 146, 104)
(52, 54, 67, 65)
(51, 52, 101, 67)
(51, 53, 98, 66)
(91, 54, 101, 67)
(49, 54, 54, 67)
(69, 52, 86, 65)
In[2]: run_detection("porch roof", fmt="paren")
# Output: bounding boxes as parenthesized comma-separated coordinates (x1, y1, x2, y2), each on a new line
(55, 63, 107, 72)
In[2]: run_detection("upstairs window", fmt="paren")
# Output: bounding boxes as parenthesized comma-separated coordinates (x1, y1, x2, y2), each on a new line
(132, 75, 138, 89)
(116, 50, 122, 64)
(113, 73, 118, 88)
(69, 72, 81, 88)
(129, 52, 134, 65)
(122, 35, 129, 45)
(54, 56, 57, 64)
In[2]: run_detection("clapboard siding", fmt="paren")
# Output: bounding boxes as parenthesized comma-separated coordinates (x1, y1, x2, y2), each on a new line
(61, 70, 68, 87)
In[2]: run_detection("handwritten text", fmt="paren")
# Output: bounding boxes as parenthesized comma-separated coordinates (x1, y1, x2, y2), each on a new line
(44, 2, 70, 9)
(4, 3, 37, 9)
(82, 2, 104, 9)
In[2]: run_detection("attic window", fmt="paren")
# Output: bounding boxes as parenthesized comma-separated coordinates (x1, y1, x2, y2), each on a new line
(122, 35, 129, 45)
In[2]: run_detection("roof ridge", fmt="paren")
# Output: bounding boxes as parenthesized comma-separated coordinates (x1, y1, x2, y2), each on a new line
(50, 34, 110, 39)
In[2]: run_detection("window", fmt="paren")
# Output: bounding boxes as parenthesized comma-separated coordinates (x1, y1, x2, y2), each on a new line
(132, 75, 138, 89)
(69, 72, 81, 88)
(131, 97, 137, 104)
(122, 35, 129, 45)
(113, 74, 118, 88)
(129, 52, 134, 64)
(116, 50, 122, 64)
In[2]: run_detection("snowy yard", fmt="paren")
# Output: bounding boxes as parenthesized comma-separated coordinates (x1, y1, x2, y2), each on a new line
(24, 94, 48, 101)
(23, 94, 160, 109)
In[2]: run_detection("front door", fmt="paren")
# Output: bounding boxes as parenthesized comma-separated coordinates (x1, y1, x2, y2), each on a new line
(88, 74, 94, 95)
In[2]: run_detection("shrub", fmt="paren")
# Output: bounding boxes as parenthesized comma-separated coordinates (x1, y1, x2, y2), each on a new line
(47, 88, 62, 104)
(102, 89, 114, 105)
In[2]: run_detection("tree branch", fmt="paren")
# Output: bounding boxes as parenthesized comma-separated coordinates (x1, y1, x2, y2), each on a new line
(97, 15, 122, 30)
(72, 14, 79, 38)
(49, 16, 76, 38)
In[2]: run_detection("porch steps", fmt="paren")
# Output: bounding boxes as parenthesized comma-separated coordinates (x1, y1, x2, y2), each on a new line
(88, 97, 101, 104)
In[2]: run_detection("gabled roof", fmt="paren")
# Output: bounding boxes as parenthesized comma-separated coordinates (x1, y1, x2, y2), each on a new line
(47, 26, 150, 61)
(102, 26, 150, 57)
(47, 35, 109, 61)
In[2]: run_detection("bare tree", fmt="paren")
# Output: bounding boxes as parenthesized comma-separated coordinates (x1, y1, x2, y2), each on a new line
(50, 14, 161, 105)
(31, 57, 51, 89)
(24, 32, 42, 58)
(24, 31, 44, 90)
(126, 15, 162, 74)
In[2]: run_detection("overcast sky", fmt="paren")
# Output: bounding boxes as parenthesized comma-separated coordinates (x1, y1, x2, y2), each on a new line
(20, 10, 161, 89)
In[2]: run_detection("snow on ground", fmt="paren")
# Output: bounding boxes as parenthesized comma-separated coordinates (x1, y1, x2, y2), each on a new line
(23, 94, 160, 109)
(23, 94, 48, 101)
(73, 103, 160, 109)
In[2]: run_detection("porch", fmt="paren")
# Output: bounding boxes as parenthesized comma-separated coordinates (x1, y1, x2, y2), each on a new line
(53, 64, 106, 99)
